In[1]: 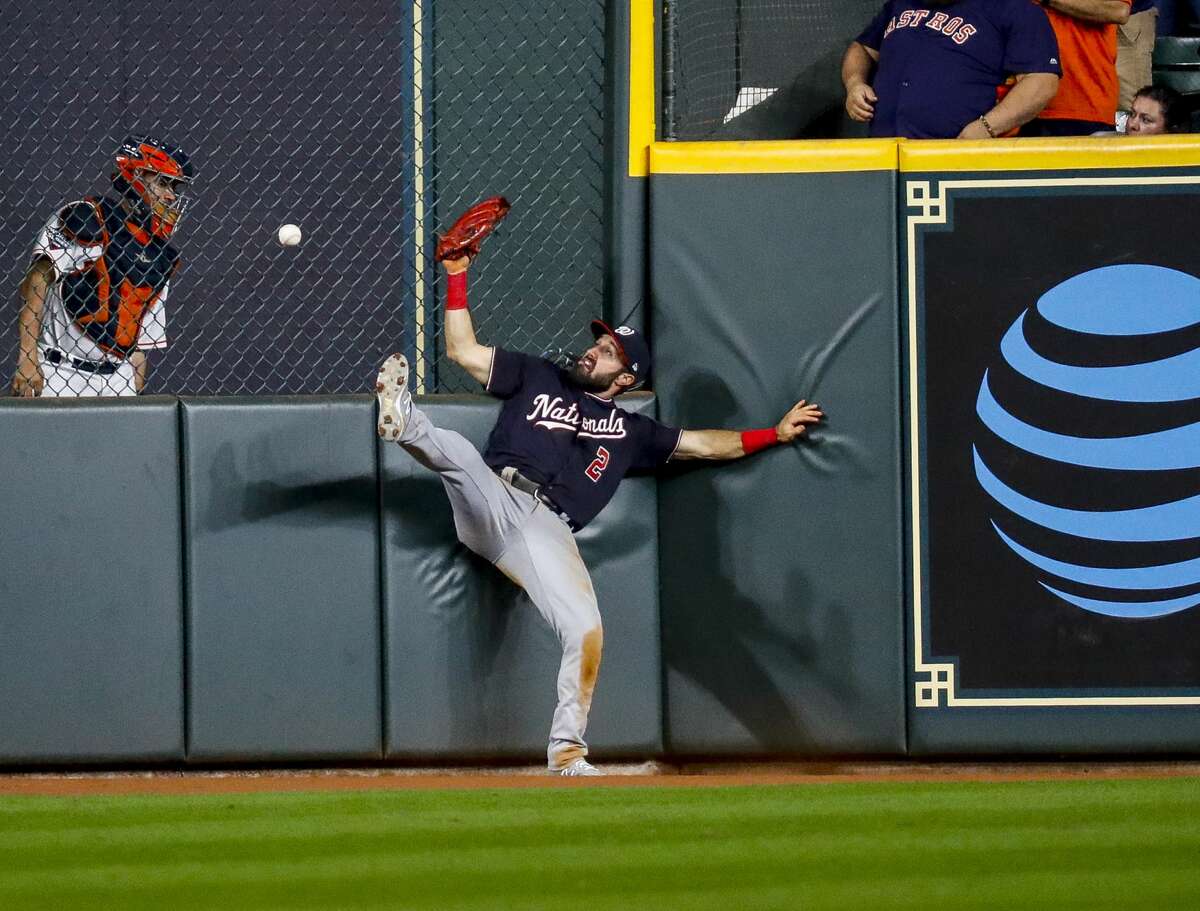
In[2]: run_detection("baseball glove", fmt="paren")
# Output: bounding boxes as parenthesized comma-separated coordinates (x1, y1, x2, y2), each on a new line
(434, 196, 511, 263)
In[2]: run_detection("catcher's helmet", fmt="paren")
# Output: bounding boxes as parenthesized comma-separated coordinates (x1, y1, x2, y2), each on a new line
(111, 135, 194, 239)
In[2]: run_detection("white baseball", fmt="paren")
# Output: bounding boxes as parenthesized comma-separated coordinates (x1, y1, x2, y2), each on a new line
(277, 223, 302, 247)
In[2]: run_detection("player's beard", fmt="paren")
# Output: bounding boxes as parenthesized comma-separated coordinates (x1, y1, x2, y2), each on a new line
(568, 360, 624, 392)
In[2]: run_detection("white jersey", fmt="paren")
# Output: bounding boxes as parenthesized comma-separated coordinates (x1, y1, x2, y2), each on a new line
(32, 199, 169, 365)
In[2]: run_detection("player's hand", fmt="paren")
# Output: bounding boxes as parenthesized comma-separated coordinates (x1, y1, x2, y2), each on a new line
(845, 83, 877, 122)
(776, 399, 824, 443)
(11, 360, 44, 397)
(441, 255, 471, 275)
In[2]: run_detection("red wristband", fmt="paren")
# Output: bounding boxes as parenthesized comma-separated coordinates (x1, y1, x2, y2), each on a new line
(741, 428, 779, 455)
(446, 271, 468, 310)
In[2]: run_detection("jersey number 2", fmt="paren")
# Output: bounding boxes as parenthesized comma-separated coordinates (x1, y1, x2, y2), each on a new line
(585, 446, 610, 483)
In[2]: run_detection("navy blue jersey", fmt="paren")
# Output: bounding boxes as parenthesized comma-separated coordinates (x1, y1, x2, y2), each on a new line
(482, 348, 682, 530)
(857, 0, 1060, 139)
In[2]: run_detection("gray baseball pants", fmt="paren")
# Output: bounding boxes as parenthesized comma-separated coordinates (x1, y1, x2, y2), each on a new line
(396, 403, 603, 770)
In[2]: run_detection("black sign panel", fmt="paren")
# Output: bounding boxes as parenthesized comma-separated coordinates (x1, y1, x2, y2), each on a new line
(911, 178, 1200, 697)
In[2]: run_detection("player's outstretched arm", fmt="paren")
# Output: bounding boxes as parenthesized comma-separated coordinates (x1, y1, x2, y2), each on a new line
(672, 399, 824, 461)
(441, 256, 494, 386)
(11, 257, 52, 397)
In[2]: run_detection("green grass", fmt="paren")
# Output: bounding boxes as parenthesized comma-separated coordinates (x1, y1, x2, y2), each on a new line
(1, 778, 1198, 910)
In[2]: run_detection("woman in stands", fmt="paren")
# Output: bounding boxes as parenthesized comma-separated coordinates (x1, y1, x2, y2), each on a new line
(1125, 84, 1191, 132)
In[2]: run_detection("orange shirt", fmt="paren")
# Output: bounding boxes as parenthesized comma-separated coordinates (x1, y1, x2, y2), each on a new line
(1038, 2, 1131, 124)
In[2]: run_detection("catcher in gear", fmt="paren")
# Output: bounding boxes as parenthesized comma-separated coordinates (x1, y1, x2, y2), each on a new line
(12, 135, 194, 397)
(375, 197, 823, 775)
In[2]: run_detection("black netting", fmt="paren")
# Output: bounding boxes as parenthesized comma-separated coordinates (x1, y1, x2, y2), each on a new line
(664, 0, 881, 140)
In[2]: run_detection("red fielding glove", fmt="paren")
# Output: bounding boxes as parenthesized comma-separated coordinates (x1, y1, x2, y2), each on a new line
(434, 196, 511, 263)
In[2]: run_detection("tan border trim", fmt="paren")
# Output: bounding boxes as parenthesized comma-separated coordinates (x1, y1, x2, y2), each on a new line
(900, 136, 1200, 173)
(627, 0, 655, 178)
(650, 140, 899, 174)
(906, 173, 1200, 708)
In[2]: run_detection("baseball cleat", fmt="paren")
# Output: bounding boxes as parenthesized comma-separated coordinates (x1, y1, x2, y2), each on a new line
(375, 353, 411, 442)
(559, 757, 604, 777)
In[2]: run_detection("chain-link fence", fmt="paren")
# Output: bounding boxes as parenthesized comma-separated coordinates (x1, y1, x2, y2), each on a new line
(2, 1, 606, 396)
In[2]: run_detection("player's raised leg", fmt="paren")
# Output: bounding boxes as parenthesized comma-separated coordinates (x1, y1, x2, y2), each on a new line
(375, 352, 411, 440)
(375, 352, 603, 776)
(375, 353, 530, 562)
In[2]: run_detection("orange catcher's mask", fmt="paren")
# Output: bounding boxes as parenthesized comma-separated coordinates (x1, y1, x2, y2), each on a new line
(111, 135, 194, 239)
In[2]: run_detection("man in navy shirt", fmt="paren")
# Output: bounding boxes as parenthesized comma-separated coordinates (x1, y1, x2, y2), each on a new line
(374, 254, 823, 776)
(843, 0, 1062, 138)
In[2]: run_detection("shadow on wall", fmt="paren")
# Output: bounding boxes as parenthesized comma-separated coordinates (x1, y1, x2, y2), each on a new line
(660, 371, 860, 751)
(359, 440, 529, 752)
(202, 433, 547, 750)
(197, 439, 376, 531)
(385, 468, 541, 749)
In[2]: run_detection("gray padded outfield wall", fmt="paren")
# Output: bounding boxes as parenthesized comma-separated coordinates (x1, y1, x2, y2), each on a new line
(901, 140, 1200, 755)
(0, 398, 184, 763)
(649, 141, 906, 757)
(0, 393, 664, 767)
(9, 140, 1200, 766)
(382, 395, 664, 761)
(181, 397, 382, 761)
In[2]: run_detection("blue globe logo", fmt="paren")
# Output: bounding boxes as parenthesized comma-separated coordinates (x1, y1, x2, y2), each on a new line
(973, 264, 1200, 619)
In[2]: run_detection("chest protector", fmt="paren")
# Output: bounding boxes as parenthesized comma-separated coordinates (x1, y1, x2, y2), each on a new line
(59, 196, 180, 358)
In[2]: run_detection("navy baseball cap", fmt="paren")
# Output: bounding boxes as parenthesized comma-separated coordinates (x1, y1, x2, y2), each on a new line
(590, 319, 650, 388)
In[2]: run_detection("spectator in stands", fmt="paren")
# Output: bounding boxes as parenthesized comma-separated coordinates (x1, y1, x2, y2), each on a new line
(1021, 0, 1133, 136)
(1117, 1, 1159, 115)
(842, 1, 1061, 139)
(1126, 83, 1191, 131)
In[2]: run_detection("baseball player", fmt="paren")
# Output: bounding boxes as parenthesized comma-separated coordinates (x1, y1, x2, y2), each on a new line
(843, 0, 1061, 139)
(11, 135, 193, 397)
(375, 247, 824, 776)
